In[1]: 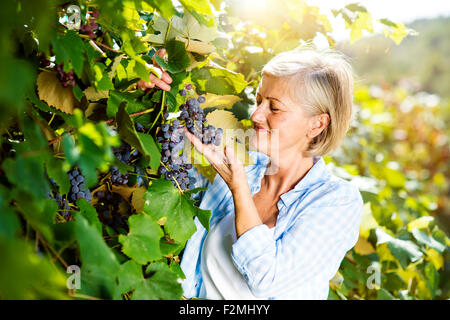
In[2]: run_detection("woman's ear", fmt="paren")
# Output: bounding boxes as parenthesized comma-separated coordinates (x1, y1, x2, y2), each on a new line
(307, 114, 330, 139)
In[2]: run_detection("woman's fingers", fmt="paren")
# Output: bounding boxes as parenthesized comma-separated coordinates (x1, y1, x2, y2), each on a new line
(161, 71, 172, 84)
(136, 48, 173, 92)
(154, 48, 166, 61)
(149, 74, 171, 91)
(184, 129, 224, 166)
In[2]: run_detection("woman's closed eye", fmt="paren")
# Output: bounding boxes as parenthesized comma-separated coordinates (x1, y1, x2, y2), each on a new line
(256, 97, 280, 112)
(270, 103, 279, 112)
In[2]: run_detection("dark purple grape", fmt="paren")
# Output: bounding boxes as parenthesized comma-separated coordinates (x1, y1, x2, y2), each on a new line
(179, 89, 187, 96)
(180, 111, 189, 120)
(185, 84, 193, 90)
(135, 123, 145, 132)
(198, 96, 206, 103)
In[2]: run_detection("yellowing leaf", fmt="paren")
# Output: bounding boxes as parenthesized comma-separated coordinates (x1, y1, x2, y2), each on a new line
(354, 236, 376, 255)
(389, 22, 408, 45)
(193, 163, 217, 184)
(348, 12, 373, 44)
(84, 87, 109, 101)
(376, 242, 396, 262)
(426, 248, 444, 270)
(396, 266, 419, 284)
(37, 71, 77, 114)
(176, 37, 215, 55)
(112, 184, 137, 204)
(206, 109, 254, 166)
(359, 202, 379, 238)
(79, 123, 104, 147)
(200, 93, 242, 110)
(407, 216, 434, 232)
(131, 186, 147, 213)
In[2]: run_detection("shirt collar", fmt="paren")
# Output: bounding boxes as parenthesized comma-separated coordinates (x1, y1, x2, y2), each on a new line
(248, 151, 331, 208)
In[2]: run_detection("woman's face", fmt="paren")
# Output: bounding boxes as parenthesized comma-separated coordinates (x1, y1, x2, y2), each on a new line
(249, 75, 314, 157)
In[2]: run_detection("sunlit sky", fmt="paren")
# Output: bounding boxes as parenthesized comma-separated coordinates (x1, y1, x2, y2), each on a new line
(305, 0, 450, 44)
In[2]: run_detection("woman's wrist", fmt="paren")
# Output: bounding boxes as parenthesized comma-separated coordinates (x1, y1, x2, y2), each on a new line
(229, 180, 251, 196)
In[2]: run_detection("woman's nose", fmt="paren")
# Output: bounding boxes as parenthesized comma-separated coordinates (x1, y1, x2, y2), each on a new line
(250, 103, 266, 123)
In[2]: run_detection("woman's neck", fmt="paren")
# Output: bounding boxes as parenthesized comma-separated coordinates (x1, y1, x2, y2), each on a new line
(263, 150, 314, 195)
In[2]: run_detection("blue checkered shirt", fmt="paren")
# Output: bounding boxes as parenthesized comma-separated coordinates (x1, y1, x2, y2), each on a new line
(180, 151, 363, 299)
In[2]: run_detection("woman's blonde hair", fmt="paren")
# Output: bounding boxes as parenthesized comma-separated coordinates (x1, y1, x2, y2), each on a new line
(262, 44, 355, 157)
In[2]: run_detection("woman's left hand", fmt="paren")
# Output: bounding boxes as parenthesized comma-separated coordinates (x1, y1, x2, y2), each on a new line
(184, 128, 248, 193)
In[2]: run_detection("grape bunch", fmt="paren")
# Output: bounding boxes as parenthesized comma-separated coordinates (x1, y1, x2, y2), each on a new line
(94, 190, 128, 230)
(80, 11, 99, 38)
(55, 63, 76, 88)
(110, 141, 138, 186)
(68, 168, 92, 203)
(156, 83, 224, 190)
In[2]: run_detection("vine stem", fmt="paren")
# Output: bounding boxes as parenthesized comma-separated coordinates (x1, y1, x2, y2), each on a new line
(69, 292, 102, 300)
(37, 229, 69, 269)
(78, 34, 119, 53)
(47, 108, 155, 146)
(48, 113, 56, 126)
(160, 161, 183, 193)
(148, 18, 172, 133)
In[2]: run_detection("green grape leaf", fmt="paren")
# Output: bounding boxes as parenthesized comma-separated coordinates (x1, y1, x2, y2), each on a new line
(45, 157, 71, 195)
(106, 90, 146, 118)
(144, 12, 217, 44)
(411, 228, 446, 253)
(0, 237, 67, 299)
(160, 238, 183, 256)
(0, 186, 20, 238)
(424, 262, 439, 298)
(74, 213, 120, 299)
(77, 198, 102, 234)
(153, 39, 191, 73)
(118, 260, 182, 299)
(118, 214, 164, 265)
(51, 30, 85, 77)
(375, 229, 423, 269)
(145, 0, 176, 20)
(116, 103, 161, 170)
(191, 66, 248, 95)
(144, 179, 205, 245)
(169, 259, 186, 280)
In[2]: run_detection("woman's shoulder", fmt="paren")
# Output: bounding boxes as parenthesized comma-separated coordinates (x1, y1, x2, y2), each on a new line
(310, 172, 364, 209)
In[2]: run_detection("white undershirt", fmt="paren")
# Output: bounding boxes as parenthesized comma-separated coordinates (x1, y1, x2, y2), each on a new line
(200, 212, 275, 300)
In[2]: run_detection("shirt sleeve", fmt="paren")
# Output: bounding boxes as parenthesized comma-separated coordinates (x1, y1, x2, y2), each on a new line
(230, 184, 364, 298)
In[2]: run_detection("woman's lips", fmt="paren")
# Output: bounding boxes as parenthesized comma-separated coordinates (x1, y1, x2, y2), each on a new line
(255, 125, 268, 133)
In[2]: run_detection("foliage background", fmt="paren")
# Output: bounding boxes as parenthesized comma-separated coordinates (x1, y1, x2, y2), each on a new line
(0, 0, 448, 300)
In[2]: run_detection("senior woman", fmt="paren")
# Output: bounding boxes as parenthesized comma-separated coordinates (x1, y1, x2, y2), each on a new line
(146, 46, 364, 299)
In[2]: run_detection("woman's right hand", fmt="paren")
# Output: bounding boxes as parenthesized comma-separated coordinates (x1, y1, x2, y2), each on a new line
(136, 48, 172, 92)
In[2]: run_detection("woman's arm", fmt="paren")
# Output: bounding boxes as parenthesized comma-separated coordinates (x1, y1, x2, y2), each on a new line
(231, 184, 363, 297)
(230, 182, 263, 238)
